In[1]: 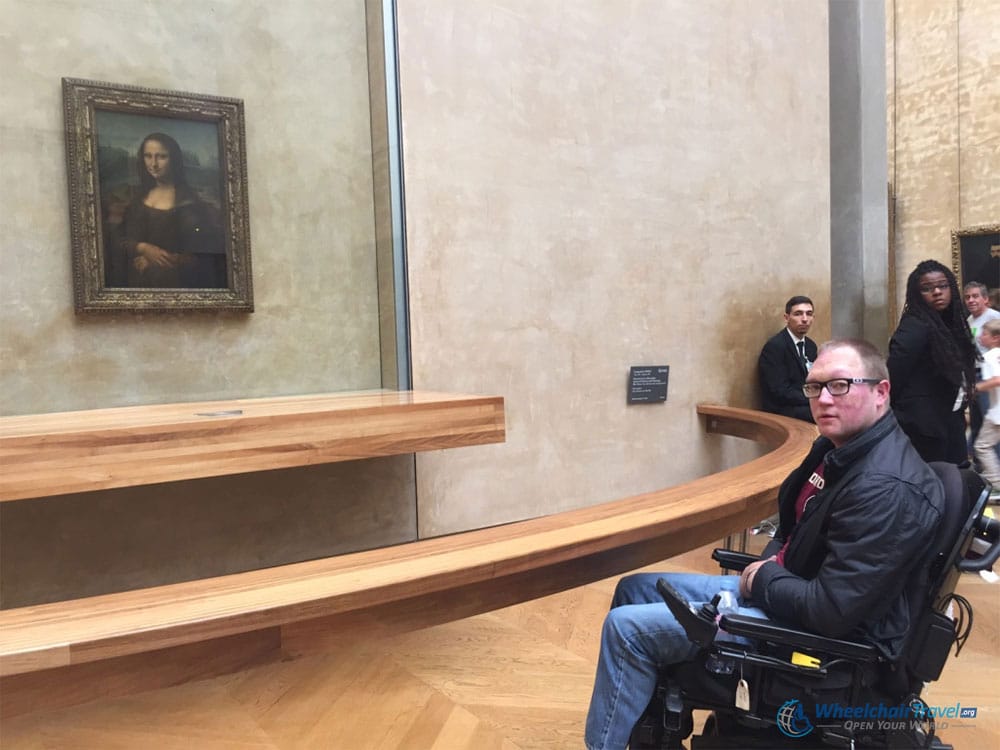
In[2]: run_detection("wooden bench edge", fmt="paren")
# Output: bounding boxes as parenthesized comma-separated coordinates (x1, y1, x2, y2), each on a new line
(0, 404, 816, 677)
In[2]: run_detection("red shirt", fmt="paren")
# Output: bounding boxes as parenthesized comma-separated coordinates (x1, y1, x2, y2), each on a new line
(775, 460, 826, 566)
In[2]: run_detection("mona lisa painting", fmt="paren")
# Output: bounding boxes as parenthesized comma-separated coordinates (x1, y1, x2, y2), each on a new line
(63, 78, 253, 311)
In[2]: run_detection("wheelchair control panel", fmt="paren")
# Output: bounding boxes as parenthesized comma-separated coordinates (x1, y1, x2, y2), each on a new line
(655, 578, 722, 649)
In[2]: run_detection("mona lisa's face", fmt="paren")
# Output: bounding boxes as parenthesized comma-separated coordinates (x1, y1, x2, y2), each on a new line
(142, 140, 172, 182)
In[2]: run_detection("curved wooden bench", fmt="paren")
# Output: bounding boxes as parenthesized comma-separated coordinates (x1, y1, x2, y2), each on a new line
(0, 405, 816, 714)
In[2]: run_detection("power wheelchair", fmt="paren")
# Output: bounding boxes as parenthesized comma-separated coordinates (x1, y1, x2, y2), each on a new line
(629, 463, 999, 749)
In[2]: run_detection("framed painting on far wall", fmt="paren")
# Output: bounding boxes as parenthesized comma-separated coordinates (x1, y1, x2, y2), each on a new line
(951, 223, 1000, 293)
(63, 78, 254, 312)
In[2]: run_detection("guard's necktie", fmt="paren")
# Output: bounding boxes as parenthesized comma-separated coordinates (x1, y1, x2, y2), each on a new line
(797, 340, 807, 367)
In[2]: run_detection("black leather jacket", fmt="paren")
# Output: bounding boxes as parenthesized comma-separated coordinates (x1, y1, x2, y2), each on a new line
(750, 411, 943, 660)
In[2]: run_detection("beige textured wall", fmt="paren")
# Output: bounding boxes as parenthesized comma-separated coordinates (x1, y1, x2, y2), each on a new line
(0, 0, 418, 606)
(887, 0, 1000, 313)
(2, 0, 836, 603)
(398, 1, 833, 536)
(0, 0, 382, 414)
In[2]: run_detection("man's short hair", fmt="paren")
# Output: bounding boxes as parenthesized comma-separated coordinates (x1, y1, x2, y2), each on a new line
(785, 295, 813, 314)
(964, 281, 989, 298)
(818, 338, 889, 382)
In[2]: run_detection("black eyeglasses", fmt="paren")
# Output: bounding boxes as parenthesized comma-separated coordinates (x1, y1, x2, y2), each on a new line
(918, 282, 950, 294)
(802, 378, 883, 398)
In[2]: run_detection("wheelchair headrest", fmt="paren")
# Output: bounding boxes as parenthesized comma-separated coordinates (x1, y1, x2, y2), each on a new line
(926, 462, 989, 589)
(927, 462, 970, 561)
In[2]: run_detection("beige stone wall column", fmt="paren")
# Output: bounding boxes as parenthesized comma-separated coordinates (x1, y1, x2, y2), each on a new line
(887, 0, 1000, 313)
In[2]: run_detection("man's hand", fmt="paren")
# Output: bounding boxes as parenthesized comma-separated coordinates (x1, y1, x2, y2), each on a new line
(739, 555, 777, 599)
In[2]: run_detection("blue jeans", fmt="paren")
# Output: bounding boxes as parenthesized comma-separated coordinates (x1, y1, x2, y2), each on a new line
(584, 572, 769, 750)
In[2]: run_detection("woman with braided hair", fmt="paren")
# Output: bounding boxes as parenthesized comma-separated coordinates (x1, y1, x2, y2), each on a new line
(888, 259, 978, 465)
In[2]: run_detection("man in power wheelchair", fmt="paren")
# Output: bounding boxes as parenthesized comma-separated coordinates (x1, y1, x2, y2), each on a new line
(627, 462, 994, 749)
(584, 339, 999, 750)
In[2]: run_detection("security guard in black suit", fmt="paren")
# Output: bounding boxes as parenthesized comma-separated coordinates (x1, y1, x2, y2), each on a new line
(758, 296, 818, 423)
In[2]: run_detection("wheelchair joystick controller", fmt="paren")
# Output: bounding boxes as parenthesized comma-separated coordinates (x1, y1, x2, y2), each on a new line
(705, 590, 740, 674)
(700, 595, 722, 620)
(655, 578, 721, 649)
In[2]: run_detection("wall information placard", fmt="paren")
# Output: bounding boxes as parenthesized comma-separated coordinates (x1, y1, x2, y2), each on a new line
(627, 366, 669, 404)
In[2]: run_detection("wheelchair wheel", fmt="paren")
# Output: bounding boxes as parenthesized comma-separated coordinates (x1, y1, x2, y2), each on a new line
(629, 712, 691, 749)
(629, 682, 693, 749)
(699, 712, 736, 736)
(700, 713, 717, 736)
(692, 712, 809, 749)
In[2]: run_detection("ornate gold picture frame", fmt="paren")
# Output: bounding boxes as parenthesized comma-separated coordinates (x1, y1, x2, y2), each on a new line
(63, 78, 253, 312)
(950, 222, 999, 292)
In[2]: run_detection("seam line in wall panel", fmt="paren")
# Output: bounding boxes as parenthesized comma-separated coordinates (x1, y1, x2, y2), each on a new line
(955, 0, 962, 228)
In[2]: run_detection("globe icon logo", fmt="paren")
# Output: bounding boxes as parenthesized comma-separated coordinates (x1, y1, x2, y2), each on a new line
(776, 699, 814, 738)
(909, 698, 928, 720)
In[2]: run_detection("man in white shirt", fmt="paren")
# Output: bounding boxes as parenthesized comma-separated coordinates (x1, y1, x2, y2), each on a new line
(966, 281, 1000, 346)
(965, 282, 1000, 465)
(973, 319, 1000, 495)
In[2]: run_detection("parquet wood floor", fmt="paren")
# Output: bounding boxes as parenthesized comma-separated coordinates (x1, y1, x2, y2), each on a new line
(2, 541, 996, 749)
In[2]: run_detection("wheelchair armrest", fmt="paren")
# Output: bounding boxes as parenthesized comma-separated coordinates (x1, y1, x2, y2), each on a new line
(957, 513, 1000, 572)
(711, 549, 759, 572)
(719, 614, 880, 662)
